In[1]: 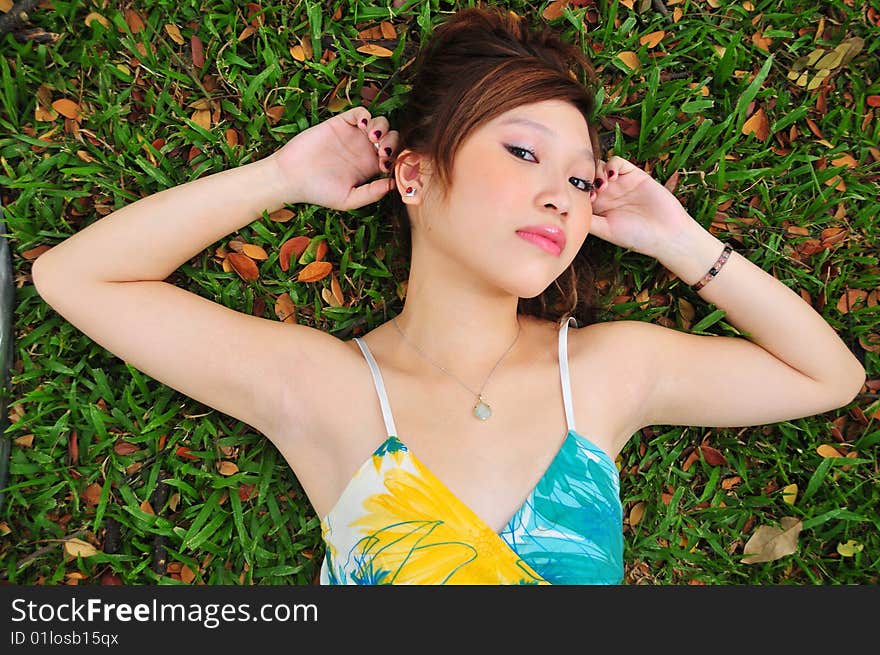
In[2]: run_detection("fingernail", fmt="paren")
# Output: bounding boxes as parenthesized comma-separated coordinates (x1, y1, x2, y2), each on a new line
(361, 118, 368, 126)
(384, 160, 392, 170)
(608, 170, 615, 178)
(595, 178, 603, 188)
(384, 147, 392, 156)
(373, 130, 382, 139)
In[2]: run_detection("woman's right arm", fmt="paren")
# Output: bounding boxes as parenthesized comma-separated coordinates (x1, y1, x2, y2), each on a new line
(32, 105, 398, 447)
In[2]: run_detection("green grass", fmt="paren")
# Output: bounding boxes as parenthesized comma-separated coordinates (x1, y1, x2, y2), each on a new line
(1, 0, 878, 585)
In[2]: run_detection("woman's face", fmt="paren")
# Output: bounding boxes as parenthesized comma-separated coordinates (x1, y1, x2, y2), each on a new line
(419, 98, 597, 299)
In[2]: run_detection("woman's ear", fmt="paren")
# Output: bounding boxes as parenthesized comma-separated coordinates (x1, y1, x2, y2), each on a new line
(394, 149, 434, 201)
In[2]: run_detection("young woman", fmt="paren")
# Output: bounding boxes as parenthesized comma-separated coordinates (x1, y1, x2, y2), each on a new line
(32, 6, 865, 585)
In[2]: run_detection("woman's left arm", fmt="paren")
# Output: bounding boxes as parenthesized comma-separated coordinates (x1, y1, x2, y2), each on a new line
(660, 225, 866, 388)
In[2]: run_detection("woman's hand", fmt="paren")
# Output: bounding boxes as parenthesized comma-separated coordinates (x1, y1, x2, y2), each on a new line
(587, 155, 703, 261)
(267, 105, 398, 211)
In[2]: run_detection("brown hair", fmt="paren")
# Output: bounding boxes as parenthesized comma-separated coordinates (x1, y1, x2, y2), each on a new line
(380, 4, 612, 326)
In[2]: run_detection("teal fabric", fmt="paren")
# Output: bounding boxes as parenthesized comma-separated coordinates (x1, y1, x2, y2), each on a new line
(499, 429, 624, 584)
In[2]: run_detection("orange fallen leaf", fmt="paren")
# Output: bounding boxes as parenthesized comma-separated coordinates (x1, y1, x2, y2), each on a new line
(298, 260, 332, 282)
(816, 444, 844, 458)
(83, 483, 102, 507)
(165, 24, 185, 45)
(357, 44, 394, 57)
(616, 51, 640, 71)
(226, 252, 260, 281)
(742, 107, 770, 141)
(191, 35, 205, 68)
(113, 440, 140, 456)
(275, 293, 297, 323)
(217, 461, 239, 476)
(175, 446, 200, 460)
(700, 445, 727, 467)
(628, 501, 646, 526)
(279, 236, 310, 271)
(241, 243, 268, 260)
(639, 30, 665, 48)
(269, 208, 296, 223)
(52, 98, 81, 119)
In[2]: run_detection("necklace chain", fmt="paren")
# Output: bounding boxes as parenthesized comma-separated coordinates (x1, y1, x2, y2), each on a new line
(390, 315, 521, 419)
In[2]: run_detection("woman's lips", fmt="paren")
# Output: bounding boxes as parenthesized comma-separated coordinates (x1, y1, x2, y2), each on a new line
(516, 231, 563, 256)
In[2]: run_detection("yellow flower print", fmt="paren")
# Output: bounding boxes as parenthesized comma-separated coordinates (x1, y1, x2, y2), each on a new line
(349, 452, 547, 584)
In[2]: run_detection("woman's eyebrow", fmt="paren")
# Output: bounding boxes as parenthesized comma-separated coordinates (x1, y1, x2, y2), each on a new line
(498, 116, 595, 162)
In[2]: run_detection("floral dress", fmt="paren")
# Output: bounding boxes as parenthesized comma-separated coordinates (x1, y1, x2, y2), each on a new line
(319, 316, 624, 585)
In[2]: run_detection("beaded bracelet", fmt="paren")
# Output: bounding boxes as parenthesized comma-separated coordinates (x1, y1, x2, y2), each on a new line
(690, 243, 733, 291)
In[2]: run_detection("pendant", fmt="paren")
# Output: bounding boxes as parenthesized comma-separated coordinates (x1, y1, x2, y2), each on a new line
(473, 395, 492, 420)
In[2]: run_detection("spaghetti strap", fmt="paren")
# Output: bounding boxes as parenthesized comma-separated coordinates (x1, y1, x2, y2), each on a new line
(353, 337, 398, 437)
(558, 315, 578, 433)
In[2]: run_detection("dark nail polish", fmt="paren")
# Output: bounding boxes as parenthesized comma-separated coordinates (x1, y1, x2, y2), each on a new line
(595, 178, 603, 188)
(608, 170, 615, 178)
(384, 160, 392, 170)
(373, 130, 382, 139)
(361, 118, 368, 125)
(384, 147, 392, 156)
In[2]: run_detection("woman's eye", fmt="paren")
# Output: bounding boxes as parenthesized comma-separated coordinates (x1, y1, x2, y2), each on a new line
(571, 177, 595, 193)
(506, 145, 536, 161)
(507, 145, 594, 194)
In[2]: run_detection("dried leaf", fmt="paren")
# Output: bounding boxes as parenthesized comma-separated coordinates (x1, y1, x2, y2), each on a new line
(639, 30, 665, 48)
(175, 446, 200, 460)
(628, 501, 646, 526)
(274, 293, 297, 323)
(68, 430, 78, 465)
(238, 483, 256, 502)
(314, 240, 329, 262)
(165, 24, 185, 45)
(266, 105, 285, 125)
(84, 12, 110, 29)
(139, 499, 155, 515)
(330, 273, 344, 306)
(741, 517, 802, 564)
(279, 236, 310, 271)
(542, 0, 568, 20)
(64, 538, 99, 558)
(124, 8, 145, 34)
(191, 35, 205, 68)
(241, 243, 268, 260)
(180, 563, 196, 583)
(742, 107, 770, 141)
(380, 21, 396, 40)
(297, 260, 332, 282)
(356, 44, 394, 57)
(82, 483, 102, 507)
(217, 461, 239, 476)
(816, 444, 844, 458)
(269, 208, 296, 224)
(700, 445, 727, 467)
(226, 252, 260, 281)
(836, 540, 863, 557)
(721, 475, 742, 490)
(113, 439, 140, 456)
(52, 98, 81, 119)
(322, 287, 341, 308)
(781, 483, 798, 505)
(191, 108, 212, 130)
(616, 51, 640, 71)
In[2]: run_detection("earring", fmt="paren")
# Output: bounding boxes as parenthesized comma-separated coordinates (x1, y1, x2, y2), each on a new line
(404, 186, 417, 197)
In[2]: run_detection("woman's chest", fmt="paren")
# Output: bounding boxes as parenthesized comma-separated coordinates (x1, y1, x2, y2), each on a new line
(296, 334, 637, 531)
